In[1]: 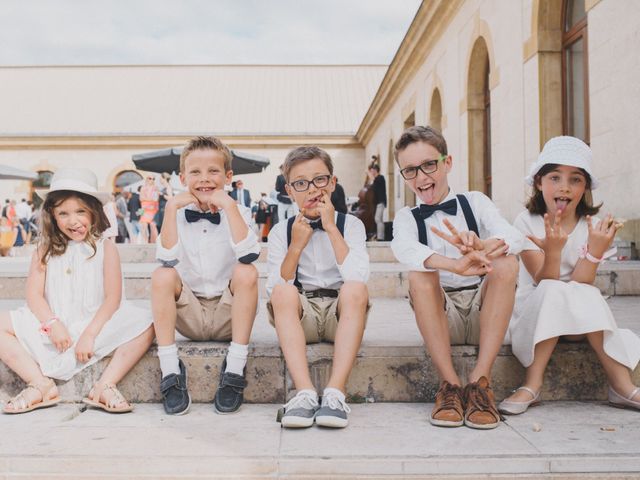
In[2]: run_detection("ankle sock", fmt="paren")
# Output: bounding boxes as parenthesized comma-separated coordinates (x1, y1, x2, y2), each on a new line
(157, 344, 180, 377)
(225, 342, 249, 375)
(298, 389, 319, 400)
(322, 387, 345, 404)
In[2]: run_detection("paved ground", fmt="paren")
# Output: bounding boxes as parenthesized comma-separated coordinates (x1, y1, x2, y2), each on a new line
(0, 402, 639, 478)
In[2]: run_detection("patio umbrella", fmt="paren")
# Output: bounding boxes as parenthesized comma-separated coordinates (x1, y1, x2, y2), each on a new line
(0, 164, 38, 181)
(132, 148, 270, 175)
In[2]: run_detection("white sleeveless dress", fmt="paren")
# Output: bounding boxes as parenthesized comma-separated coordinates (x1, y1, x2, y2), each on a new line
(10, 239, 153, 381)
(508, 211, 640, 370)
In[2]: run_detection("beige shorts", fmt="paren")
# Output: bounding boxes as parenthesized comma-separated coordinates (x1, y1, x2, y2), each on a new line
(175, 282, 233, 341)
(267, 291, 370, 343)
(410, 282, 483, 345)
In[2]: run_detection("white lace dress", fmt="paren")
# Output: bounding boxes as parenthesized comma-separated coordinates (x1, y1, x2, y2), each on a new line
(508, 211, 640, 370)
(10, 239, 152, 381)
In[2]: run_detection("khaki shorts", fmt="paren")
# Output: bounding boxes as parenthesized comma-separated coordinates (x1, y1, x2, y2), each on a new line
(267, 291, 370, 343)
(410, 282, 483, 345)
(175, 282, 233, 341)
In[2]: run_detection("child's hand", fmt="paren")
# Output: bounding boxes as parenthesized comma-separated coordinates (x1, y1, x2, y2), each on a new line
(49, 321, 72, 353)
(290, 211, 313, 251)
(315, 192, 336, 232)
(75, 332, 96, 363)
(207, 189, 235, 212)
(168, 191, 199, 210)
(431, 218, 484, 253)
(528, 210, 567, 253)
(586, 214, 618, 259)
(452, 250, 493, 276)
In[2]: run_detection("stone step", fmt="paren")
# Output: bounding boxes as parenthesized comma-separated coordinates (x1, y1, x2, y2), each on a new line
(2, 403, 639, 478)
(11, 240, 398, 263)
(1, 258, 639, 298)
(1, 297, 638, 405)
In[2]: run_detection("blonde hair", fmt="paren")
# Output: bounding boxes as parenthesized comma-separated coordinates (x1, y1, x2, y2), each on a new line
(282, 146, 333, 182)
(180, 136, 232, 173)
(38, 191, 110, 265)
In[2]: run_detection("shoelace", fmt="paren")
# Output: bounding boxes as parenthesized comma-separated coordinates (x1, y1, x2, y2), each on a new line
(439, 384, 462, 412)
(284, 392, 319, 412)
(322, 392, 351, 413)
(465, 383, 493, 412)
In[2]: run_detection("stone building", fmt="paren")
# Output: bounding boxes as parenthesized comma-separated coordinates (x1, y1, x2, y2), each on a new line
(1, 0, 639, 242)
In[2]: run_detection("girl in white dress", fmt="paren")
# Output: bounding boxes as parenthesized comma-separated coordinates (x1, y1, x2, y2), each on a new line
(499, 136, 640, 415)
(0, 169, 154, 414)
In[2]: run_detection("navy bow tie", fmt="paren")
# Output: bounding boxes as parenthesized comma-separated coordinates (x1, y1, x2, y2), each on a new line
(185, 209, 221, 224)
(309, 220, 323, 231)
(418, 199, 457, 219)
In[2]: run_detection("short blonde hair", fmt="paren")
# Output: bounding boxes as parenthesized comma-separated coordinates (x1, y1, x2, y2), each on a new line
(282, 146, 333, 182)
(180, 136, 232, 173)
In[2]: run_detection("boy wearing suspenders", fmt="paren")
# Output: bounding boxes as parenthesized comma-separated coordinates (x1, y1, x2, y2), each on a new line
(391, 126, 524, 429)
(266, 146, 370, 429)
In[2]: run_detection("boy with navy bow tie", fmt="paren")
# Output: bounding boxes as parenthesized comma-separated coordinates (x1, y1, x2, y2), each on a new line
(391, 126, 524, 429)
(151, 136, 260, 415)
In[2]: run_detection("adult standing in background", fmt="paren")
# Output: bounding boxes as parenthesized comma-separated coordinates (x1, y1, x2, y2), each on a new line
(139, 175, 160, 243)
(126, 188, 142, 243)
(230, 179, 251, 207)
(115, 191, 129, 243)
(368, 163, 387, 241)
(331, 177, 348, 214)
(274, 164, 296, 224)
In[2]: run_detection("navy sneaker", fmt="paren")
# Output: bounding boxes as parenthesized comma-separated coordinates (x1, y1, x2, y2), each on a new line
(160, 359, 191, 415)
(214, 357, 248, 414)
(277, 390, 319, 428)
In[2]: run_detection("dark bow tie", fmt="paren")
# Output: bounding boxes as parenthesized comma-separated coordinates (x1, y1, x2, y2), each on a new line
(185, 209, 221, 224)
(418, 198, 457, 219)
(309, 220, 323, 231)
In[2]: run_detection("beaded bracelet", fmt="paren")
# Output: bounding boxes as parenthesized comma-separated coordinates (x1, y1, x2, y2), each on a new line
(39, 316, 60, 336)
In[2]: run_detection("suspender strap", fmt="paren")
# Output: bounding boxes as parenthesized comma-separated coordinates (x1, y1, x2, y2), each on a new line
(286, 213, 346, 289)
(456, 194, 479, 237)
(411, 206, 429, 246)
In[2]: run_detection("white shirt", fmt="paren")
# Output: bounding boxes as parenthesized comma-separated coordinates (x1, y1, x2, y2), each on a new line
(391, 190, 524, 288)
(15, 201, 31, 220)
(266, 213, 370, 296)
(156, 204, 260, 298)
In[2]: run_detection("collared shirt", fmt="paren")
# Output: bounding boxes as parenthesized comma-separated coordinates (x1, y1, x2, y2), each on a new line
(391, 190, 524, 288)
(156, 204, 260, 298)
(266, 213, 370, 296)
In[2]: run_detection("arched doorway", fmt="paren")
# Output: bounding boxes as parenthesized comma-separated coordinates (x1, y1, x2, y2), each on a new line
(30, 170, 54, 209)
(467, 37, 492, 197)
(114, 170, 143, 192)
(429, 88, 443, 133)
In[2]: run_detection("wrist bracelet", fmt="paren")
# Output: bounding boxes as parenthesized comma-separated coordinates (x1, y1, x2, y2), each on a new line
(39, 316, 60, 336)
(584, 251, 603, 264)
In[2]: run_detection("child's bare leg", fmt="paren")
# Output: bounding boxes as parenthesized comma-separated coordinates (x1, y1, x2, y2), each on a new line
(409, 271, 460, 385)
(326, 282, 368, 392)
(0, 312, 57, 407)
(271, 284, 313, 391)
(229, 264, 259, 345)
(151, 267, 182, 346)
(471, 255, 518, 383)
(586, 330, 640, 401)
(504, 336, 558, 402)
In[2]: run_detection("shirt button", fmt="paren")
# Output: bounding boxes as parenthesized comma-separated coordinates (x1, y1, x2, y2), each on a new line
(203, 229, 207, 233)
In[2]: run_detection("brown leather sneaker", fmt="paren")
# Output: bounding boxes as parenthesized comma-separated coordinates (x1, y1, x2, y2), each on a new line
(429, 381, 464, 427)
(463, 376, 503, 429)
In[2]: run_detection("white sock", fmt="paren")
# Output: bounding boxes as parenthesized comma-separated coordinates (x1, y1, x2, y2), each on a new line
(225, 342, 249, 375)
(297, 389, 319, 400)
(322, 387, 345, 404)
(157, 344, 180, 377)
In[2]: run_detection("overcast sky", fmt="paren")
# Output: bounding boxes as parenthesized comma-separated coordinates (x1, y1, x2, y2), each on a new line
(1, 0, 422, 66)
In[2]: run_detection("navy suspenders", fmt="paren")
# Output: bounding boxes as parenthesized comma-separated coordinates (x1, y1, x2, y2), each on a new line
(286, 212, 346, 289)
(410, 194, 479, 246)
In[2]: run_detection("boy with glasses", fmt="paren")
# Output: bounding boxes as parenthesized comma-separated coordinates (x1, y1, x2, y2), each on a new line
(266, 146, 370, 429)
(391, 126, 523, 429)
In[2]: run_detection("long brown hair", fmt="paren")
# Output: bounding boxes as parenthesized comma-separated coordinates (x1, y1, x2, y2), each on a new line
(38, 191, 110, 265)
(525, 163, 601, 217)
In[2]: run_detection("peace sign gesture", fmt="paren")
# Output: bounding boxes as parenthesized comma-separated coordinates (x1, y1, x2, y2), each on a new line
(528, 210, 568, 253)
(430, 218, 484, 254)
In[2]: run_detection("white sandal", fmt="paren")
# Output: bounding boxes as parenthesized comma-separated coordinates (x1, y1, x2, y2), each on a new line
(608, 386, 640, 411)
(498, 386, 540, 415)
(3, 379, 60, 414)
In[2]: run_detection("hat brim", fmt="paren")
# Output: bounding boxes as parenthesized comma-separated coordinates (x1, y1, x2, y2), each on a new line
(525, 161, 599, 189)
(36, 189, 111, 205)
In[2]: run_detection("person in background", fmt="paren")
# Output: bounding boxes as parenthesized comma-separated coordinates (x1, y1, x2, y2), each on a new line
(368, 163, 387, 241)
(154, 173, 174, 235)
(115, 192, 129, 244)
(331, 178, 348, 214)
(230, 179, 251, 208)
(140, 176, 160, 244)
(275, 164, 297, 225)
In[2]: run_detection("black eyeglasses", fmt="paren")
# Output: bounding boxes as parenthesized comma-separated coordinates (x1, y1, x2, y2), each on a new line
(399, 154, 447, 180)
(289, 174, 331, 192)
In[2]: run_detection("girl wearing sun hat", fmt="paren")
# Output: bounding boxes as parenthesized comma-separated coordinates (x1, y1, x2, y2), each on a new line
(499, 136, 640, 415)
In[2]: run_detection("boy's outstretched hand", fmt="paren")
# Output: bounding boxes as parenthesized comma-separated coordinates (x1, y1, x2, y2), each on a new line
(431, 218, 509, 259)
(290, 210, 313, 251)
(315, 192, 336, 233)
(452, 249, 493, 276)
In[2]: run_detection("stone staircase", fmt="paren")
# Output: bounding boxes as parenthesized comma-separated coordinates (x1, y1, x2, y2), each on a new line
(1, 243, 639, 405)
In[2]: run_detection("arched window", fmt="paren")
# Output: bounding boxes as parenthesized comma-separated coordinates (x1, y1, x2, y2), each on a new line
(562, 0, 588, 142)
(467, 37, 492, 197)
(429, 88, 443, 133)
(30, 170, 54, 209)
(114, 170, 143, 191)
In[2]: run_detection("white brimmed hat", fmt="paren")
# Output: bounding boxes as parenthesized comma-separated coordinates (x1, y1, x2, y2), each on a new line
(525, 136, 598, 189)
(37, 168, 111, 204)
